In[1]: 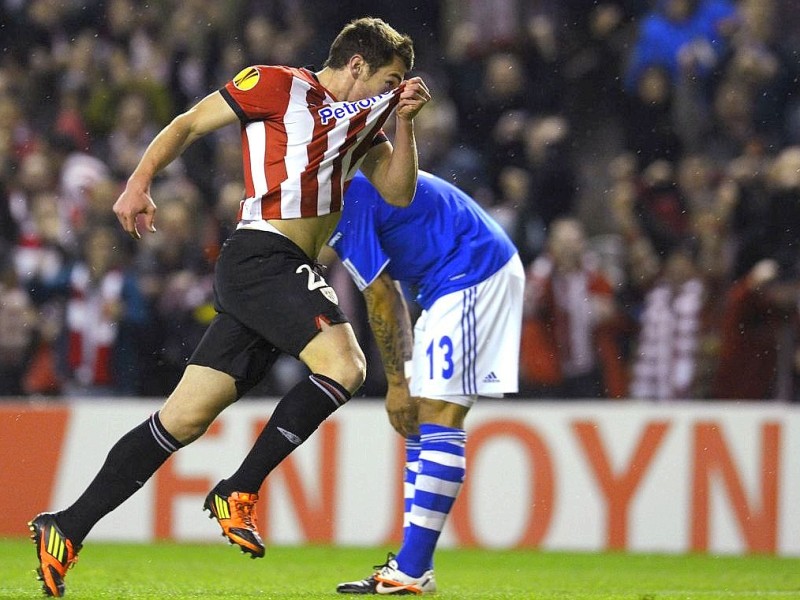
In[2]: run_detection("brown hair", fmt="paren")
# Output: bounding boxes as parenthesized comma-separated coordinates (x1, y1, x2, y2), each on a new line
(324, 17, 414, 74)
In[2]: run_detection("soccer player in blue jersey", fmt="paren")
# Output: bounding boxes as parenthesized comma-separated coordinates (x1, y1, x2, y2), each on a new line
(327, 170, 524, 595)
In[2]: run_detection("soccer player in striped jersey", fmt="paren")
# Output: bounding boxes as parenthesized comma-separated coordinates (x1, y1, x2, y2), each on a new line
(327, 170, 524, 594)
(28, 17, 429, 597)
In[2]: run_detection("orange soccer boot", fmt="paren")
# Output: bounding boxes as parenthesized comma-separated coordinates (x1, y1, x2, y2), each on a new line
(203, 484, 265, 558)
(28, 513, 82, 597)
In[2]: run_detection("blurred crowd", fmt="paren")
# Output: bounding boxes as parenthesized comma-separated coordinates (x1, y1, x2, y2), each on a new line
(1, 0, 800, 401)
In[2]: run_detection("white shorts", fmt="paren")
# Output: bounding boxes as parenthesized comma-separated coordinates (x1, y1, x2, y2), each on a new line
(409, 254, 524, 407)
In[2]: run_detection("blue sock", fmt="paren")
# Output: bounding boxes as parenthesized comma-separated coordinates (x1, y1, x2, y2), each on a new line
(395, 423, 466, 578)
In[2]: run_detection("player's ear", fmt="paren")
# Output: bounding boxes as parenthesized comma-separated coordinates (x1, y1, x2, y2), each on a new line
(349, 55, 366, 79)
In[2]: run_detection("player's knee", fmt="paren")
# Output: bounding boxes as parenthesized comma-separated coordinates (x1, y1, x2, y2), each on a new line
(301, 327, 366, 393)
(177, 419, 210, 444)
(336, 347, 366, 393)
(159, 407, 213, 445)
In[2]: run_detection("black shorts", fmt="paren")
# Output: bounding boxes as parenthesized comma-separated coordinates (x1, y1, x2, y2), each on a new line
(189, 229, 348, 395)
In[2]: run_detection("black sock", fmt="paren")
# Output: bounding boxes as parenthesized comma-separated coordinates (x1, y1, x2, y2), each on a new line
(56, 412, 182, 544)
(221, 374, 350, 494)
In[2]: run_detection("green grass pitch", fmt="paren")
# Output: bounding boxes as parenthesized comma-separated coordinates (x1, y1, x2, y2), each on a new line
(1, 538, 798, 599)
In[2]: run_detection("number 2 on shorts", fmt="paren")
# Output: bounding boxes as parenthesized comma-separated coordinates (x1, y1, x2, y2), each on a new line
(426, 336, 454, 380)
(296, 264, 327, 290)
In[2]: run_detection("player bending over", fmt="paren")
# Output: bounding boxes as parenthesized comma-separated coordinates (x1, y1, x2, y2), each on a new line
(326, 170, 524, 594)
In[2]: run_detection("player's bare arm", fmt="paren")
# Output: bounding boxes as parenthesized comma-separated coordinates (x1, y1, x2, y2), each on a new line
(113, 92, 238, 239)
(361, 76, 430, 207)
(363, 271, 418, 437)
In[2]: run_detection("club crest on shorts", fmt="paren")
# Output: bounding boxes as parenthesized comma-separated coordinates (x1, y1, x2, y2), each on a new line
(320, 286, 339, 305)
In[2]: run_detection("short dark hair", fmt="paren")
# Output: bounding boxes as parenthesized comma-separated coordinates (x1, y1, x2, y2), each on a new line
(324, 17, 414, 74)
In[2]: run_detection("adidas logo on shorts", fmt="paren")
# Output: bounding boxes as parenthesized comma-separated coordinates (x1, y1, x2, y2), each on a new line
(482, 371, 500, 383)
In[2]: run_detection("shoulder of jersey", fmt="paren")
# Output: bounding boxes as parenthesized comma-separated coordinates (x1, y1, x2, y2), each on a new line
(232, 66, 261, 91)
(231, 65, 308, 93)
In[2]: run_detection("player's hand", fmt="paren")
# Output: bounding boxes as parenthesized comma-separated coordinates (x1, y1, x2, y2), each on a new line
(385, 385, 418, 437)
(395, 76, 430, 122)
(113, 184, 157, 240)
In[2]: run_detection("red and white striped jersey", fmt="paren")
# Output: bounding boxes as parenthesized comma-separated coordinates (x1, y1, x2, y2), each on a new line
(220, 65, 401, 222)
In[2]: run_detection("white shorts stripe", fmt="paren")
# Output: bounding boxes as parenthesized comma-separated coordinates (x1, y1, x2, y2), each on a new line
(460, 288, 477, 395)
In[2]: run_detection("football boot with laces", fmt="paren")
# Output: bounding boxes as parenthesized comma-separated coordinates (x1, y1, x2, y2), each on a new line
(203, 483, 265, 558)
(28, 513, 82, 597)
(337, 552, 437, 595)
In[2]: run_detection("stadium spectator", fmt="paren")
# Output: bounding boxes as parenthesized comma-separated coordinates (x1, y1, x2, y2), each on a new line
(725, 145, 800, 288)
(711, 258, 798, 400)
(106, 92, 167, 180)
(46, 133, 114, 235)
(704, 75, 760, 163)
(724, 143, 773, 278)
(630, 242, 718, 401)
(11, 190, 73, 396)
(558, 1, 640, 124)
(492, 165, 538, 259)
(518, 13, 563, 111)
(21, 223, 148, 397)
(520, 217, 627, 399)
(624, 0, 738, 93)
(675, 153, 739, 277)
(722, 0, 798, 148)
(630, 159, 691, 258)
(455, 51, 532, 171)
(7, 149, 61, 241)
(521, 115, 578, 233)
(0, 250, 37, 396)
(757, 147, 800, 278)
(622, 65, 684, 165)
(61, 226, 148, 396)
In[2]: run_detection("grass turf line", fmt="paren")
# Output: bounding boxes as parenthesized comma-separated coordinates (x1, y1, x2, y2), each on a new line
(1, 539, 799, 599)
